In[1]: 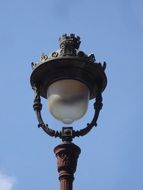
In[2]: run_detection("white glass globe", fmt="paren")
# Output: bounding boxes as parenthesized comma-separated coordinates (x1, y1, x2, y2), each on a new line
(47, 79, 90, 124)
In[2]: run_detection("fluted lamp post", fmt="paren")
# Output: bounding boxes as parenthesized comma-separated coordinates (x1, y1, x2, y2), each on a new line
(30, 34, 107, 190)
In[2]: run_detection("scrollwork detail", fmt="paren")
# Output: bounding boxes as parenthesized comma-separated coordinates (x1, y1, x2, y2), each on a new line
(33, 86, 103, 142)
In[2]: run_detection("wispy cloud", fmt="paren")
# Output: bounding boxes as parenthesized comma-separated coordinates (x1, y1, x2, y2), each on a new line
(0, 172, 16, 190)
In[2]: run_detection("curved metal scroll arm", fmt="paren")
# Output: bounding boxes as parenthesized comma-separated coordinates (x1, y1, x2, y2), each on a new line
(33, 86, 61, 138)
(32, 85, 103, 141)
(73, 92, 103, 138)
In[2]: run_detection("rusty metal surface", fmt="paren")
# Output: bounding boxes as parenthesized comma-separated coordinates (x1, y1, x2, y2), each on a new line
(54, 142, 81, 190)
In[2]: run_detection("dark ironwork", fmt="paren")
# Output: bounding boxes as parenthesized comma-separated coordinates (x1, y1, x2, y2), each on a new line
(59, 34, 80, 56)
(30, 34, 107, 190)
(30, 34, 107, 100)
(33, 85, 103, 142)
(31, 34, 107, 141)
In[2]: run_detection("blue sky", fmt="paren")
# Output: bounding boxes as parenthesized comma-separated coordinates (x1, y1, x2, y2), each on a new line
(0, 0, 143, 190)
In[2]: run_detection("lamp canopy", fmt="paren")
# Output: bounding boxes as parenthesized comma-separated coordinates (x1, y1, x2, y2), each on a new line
(30, 34, 107, 101)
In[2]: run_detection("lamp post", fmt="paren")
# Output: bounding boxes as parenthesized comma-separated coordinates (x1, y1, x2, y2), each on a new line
(30, 34, 107, 190)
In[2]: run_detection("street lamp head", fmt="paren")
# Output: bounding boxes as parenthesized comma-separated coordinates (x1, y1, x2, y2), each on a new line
(30, 34, 107, 141)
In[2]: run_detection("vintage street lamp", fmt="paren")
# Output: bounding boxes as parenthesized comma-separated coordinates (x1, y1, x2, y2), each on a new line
(30, 34, 107, 190)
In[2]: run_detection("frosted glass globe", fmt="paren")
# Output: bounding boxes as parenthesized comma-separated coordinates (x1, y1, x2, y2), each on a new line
(47, 79, 90, 124)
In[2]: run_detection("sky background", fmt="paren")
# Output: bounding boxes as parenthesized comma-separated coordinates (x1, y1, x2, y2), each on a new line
(0, 0, 143, 190)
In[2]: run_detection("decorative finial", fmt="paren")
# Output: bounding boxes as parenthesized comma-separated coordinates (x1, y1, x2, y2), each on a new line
(59, 34, 81, 56)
